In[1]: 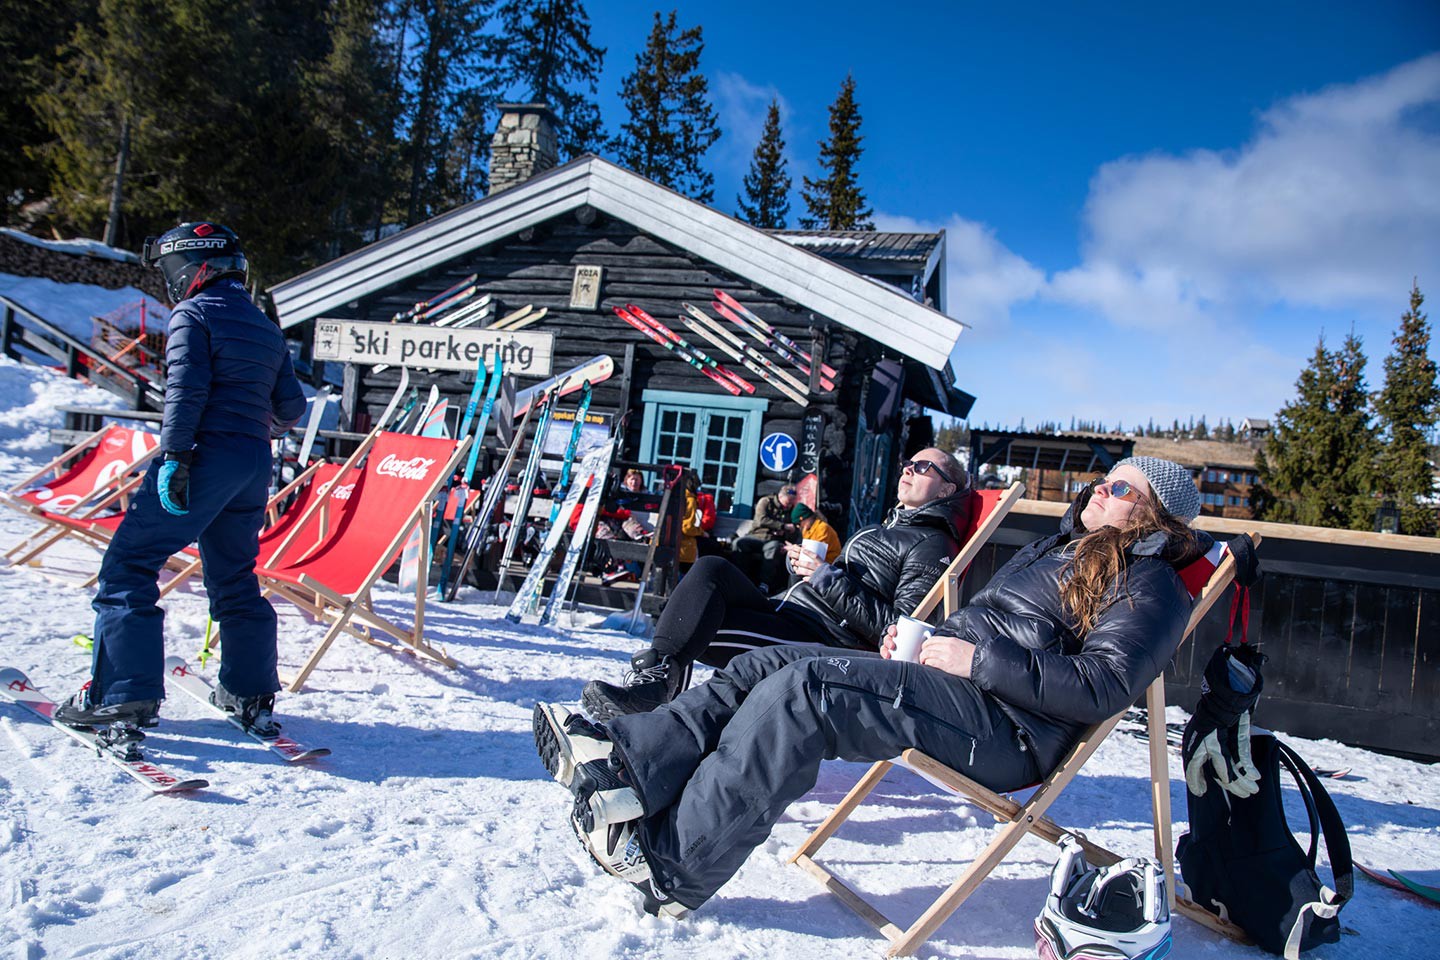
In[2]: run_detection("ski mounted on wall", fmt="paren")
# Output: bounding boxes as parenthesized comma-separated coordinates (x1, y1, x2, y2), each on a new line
(614, 306, 740, 396)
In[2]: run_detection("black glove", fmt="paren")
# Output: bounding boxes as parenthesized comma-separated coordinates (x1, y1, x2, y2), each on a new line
(1182, 643, 1267, 797)
(1226, 533, 1261, 586)
(158, 450, 192, 516)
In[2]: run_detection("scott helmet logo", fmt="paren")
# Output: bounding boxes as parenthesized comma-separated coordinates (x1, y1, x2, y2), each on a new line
(159, 237, 230, 255)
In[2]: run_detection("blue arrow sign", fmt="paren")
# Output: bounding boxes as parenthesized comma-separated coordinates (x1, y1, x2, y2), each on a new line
(759, 432, 799, 473)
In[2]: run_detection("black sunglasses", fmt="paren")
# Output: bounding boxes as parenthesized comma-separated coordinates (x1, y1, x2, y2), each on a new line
(899, 459, 958, 486)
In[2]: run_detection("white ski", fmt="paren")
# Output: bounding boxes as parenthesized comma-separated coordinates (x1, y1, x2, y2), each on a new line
(506, 442, 612, 622)
(513, 355, 615, 417)
(164, 658, 329, 763)
(296, 385, 333, 469)
(0, 667, 208, 793)
(540, 440, 616, 627)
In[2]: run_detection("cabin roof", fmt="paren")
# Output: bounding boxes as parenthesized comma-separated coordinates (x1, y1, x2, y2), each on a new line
(270, 155, 968, 372)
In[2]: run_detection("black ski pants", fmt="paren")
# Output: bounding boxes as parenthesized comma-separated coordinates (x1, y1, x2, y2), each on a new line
(605, 643, 1042, 910)
(652, 555, 833, 668)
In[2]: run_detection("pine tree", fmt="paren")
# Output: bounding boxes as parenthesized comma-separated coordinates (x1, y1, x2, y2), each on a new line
(1194, 416, 1209, 439)
(611, 11, 720, 203)
(1254, 334, 1380, 529)
(1373, 282, 1440, 536)
(736, 100, 790, 228)
(801, 74, 872, 230)
(487, 0, 606, 160)
(400, 0, 495, 225)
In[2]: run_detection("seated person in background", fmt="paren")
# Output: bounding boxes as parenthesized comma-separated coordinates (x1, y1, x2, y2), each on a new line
(789, 502, 840, 564)
(581, 449, 971, 719)
(731, 483, 799, 590)
(536, 456, 1208, 918)
(676, 472, 709, 575)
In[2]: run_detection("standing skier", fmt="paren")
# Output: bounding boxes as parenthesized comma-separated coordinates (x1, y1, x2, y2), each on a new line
(56, 222, 306, 737)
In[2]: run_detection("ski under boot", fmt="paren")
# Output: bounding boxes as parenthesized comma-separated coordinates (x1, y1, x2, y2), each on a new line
(210, 684, 280, 737)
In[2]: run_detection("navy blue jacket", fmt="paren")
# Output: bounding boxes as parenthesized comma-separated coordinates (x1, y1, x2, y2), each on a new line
(162, 279, 307, 451)
(946, 489, 1208, 774)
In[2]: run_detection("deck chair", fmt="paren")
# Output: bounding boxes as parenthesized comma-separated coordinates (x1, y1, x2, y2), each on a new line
(791, 531, 1263, 957)
(152, 460, 333, 598)
(3, 424, 160, 563)
(256, 430, 470, 692)
(907, 482, 1026, 623)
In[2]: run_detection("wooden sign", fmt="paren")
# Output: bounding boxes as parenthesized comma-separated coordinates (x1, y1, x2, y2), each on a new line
(312, 319, 554, 376)
(570, 265, 603, 310)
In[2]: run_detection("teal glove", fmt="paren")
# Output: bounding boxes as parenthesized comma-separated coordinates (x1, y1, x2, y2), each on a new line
(158, 453, 191, 515)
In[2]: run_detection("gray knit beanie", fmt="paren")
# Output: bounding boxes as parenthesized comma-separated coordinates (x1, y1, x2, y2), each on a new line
(1113, 456, 1200, 523)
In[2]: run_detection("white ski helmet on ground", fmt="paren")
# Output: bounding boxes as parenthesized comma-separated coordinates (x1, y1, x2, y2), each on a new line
(1034, 835, 1173, 960)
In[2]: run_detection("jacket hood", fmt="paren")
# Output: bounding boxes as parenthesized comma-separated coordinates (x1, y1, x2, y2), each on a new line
(1060, 487, 1210, 568)
(887, 491, 972, 542)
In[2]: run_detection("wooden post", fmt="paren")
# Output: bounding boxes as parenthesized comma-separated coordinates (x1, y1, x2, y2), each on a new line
(341, 362, 359, 431)
(1, 305, 14, 360)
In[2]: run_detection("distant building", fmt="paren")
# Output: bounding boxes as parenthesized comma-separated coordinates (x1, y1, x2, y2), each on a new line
(1133, 437, 1262, 520)
(1239, 417, 1271, 441)
(965, 428, 1263, 520)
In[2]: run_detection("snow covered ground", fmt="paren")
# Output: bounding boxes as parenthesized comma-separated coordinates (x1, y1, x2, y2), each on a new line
(1, 358, 1437, 959)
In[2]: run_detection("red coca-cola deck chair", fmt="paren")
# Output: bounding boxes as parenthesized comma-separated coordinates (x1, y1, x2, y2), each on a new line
(4, 424, 160, 568)
(152, 460, 338, 598)
(256, 430, 469, 692)
(791, 525, 1261, 957)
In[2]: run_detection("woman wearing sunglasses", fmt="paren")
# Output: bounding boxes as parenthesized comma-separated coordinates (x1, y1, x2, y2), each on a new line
(535, 455, 1212, 919)
(579, 448, 972, 720)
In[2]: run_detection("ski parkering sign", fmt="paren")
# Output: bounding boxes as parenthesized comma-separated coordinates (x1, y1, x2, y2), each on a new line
(312, 319, 554, 376)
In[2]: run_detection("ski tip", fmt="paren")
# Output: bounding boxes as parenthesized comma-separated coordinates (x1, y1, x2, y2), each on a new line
(159, 779, 211, 794)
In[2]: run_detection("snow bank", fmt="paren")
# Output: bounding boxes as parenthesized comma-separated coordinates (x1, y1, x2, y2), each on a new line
(0, 273, 165, 342)
(0, 228, 141, 264)
(0, 363, 1437, 959)
(0, 356, 119, 475)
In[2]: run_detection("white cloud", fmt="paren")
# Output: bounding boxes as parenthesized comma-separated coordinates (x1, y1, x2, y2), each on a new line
(1051, 53, 1440, 327)
(874, 212, 1046, 331)
(711, 72, 800, 180)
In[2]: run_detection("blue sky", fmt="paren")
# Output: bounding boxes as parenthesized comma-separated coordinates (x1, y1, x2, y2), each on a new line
(582, 2, 1440, 429)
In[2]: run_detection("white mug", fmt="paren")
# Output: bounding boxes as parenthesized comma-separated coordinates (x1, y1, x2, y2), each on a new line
(892, 615, 932, 663)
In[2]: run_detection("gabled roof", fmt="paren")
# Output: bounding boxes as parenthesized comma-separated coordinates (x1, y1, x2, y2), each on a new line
(770, 230, 941, 262)
(270, 156, 967, 371)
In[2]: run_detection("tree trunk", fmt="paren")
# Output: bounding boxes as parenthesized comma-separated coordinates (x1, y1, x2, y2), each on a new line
(103, 116, 131, 247)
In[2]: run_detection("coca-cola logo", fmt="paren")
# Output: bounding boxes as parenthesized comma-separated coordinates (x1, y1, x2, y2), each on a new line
(104, 436, 125, 450)
(329, 483, 355, 501)
(375, 454, 436, 481)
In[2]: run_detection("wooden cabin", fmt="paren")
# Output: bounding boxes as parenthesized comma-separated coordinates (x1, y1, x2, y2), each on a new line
(270, 114, 973, 545)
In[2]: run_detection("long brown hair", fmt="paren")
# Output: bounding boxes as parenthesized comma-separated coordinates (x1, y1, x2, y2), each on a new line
(1060, 491, 1196, 636)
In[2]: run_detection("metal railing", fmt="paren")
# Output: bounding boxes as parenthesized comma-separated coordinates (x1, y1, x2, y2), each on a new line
(0, 295, 165, 411)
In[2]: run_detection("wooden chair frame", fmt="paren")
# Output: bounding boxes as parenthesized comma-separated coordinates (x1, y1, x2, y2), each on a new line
(258, 434, 471, 692)
(791, 531, 1262, 957)
(4, 425, 160, 563)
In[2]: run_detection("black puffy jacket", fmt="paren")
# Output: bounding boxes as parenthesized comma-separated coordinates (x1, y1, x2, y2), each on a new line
(161, 279, 307, 452)
(779, 493, 971, 649)
(946, 490, 1209, 775)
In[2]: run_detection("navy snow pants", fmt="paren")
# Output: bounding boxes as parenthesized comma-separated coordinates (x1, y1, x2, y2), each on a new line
(606, 643, 1042, 910)
(90, 434, 279, 705)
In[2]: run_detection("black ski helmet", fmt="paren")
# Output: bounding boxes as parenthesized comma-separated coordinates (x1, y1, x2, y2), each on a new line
(141, 222, 248, 304)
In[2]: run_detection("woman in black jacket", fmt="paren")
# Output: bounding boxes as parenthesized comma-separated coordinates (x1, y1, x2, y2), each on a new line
(536, 455, 1208, 917)
(581, 448, 971, 720)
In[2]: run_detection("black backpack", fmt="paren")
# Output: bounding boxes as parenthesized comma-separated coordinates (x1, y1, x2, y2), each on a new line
(1176, 732, 1353, 957)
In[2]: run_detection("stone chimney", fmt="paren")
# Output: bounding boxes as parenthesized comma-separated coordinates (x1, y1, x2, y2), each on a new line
(489, 103, 559, 195)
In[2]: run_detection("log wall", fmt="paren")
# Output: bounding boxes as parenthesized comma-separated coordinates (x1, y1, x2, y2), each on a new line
(327, 212, 880, 529)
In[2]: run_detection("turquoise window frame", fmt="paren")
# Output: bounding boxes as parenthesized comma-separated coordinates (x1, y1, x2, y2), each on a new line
(639, 389, 769, 517)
